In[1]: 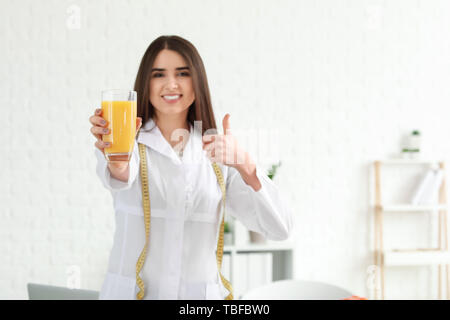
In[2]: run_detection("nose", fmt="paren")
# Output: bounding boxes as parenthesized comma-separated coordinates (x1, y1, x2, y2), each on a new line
(165, 76, 179, 90)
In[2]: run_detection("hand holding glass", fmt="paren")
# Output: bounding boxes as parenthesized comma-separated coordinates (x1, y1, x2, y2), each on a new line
(90, 90, 141, 163)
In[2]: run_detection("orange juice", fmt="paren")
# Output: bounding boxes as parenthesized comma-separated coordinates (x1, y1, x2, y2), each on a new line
(101, 100, 137, 161)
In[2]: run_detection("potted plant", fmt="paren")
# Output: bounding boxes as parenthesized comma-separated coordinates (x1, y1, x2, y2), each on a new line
(249, 161, 282, 244)
(409, 130, 421, 159)
(224, 221, 233, 246)
(268, 161, 282, 180)
(401, 130, 421, 159)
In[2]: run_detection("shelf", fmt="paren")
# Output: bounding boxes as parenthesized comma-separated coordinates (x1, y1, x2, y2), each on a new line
(377, 159, 443, 165)
(223, 242, 294, 253)
(379, 204, 448, 212)
(221, 242, 294, 298)
(383, 250, 450, 266)
(373, 158, 450, 299)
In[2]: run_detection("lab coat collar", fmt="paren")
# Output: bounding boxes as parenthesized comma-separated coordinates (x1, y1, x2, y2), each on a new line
(137, 118, 204, 165)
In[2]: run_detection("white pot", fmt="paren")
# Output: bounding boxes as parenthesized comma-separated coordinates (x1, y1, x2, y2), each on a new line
(410, 151, 420, 159)
(224, 233, 233, 246)
(408, 135, 421, 151)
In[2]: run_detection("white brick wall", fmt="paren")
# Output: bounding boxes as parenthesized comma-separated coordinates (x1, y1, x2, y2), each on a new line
(2, 0, 450, 299)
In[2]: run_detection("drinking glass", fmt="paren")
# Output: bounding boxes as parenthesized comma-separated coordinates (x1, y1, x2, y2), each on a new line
(101, 89, 137, 162)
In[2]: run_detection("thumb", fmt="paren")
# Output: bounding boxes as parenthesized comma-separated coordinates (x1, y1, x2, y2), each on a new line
(223, 113, 231, 135)
(136, 117, 142, 132)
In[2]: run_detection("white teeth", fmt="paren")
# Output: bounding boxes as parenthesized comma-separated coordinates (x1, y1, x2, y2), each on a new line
(163, 95, 180, 100)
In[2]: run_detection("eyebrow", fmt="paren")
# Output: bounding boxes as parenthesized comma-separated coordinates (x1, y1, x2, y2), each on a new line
(151, 67, 190, 72)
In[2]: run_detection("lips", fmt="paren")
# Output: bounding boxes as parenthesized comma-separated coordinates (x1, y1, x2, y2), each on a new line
(162, 94, 182, 103)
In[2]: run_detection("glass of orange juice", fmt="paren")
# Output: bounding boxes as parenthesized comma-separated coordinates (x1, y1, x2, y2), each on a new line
(101, 89, 137, 162)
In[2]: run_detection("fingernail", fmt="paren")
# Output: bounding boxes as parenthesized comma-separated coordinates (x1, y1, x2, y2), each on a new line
(96, 109, 101, 114)
(105, 142, 111, 147)
(103, 128, 108, 133)
(101, 120, 106, 125)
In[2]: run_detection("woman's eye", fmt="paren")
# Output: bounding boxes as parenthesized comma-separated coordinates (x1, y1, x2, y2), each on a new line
(152, 72, 189, 78)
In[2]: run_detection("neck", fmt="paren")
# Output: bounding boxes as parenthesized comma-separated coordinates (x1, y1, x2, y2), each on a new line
(153, 111, 190, 148)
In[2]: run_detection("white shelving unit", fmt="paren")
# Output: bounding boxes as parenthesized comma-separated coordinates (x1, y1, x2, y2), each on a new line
(381, 204, 448, 212)
(384, 249, 450, 266)
(373, 159, 450, 300)
(222, 241, 294, 299)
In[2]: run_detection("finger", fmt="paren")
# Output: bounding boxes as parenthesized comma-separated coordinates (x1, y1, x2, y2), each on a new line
(211, 148, 217, 160)
(89, 108, 103, 124)
(204, 145, 216, 159)
(91, 126, 110, 135)
(203, 142, 215, 152)
(136, 117, 142, 132)
(95, 140, 111, 152)
(202, 134, 216, 144)
(222, 113, 231, 135)
(204, 142, 224, 161)
(203, 139, 222, 151)
(89, 115, 108, 127)
(202, 135, 217, 149)
(95, 140, 104, 154)
(210, 148, 225, 163)
(91, 126, 109, 139)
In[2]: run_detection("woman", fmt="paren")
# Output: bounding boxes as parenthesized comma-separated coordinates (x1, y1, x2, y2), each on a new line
(89, 35, 293, 300)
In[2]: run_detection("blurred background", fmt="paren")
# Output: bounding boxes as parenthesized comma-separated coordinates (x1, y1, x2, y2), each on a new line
(2, 0, 450, 300)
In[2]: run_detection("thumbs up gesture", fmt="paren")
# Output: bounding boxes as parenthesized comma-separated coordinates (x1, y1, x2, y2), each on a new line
(202, 113, 248, 168)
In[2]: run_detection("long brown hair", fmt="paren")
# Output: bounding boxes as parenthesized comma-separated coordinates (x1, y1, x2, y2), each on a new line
(134, 35, 217, 135)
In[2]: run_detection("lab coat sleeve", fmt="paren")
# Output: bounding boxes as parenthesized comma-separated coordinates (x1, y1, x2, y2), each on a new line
(225, 164, 294, 241)
(94, 140, 140, 192)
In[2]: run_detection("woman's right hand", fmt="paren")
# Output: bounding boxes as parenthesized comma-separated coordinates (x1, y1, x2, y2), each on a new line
(89, 108, 142, 170)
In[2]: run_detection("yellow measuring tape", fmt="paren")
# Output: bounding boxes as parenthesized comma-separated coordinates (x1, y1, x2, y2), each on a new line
(135, 143, 233, 300)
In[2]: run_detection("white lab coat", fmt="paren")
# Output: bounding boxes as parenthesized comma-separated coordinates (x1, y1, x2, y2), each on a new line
(95, 118, 293, 300)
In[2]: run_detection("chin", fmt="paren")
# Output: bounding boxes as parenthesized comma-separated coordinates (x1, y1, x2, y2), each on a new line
(155, 106, 190, 115)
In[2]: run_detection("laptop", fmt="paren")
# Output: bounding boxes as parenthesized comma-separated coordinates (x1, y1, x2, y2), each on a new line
(27, 283, 99, 300)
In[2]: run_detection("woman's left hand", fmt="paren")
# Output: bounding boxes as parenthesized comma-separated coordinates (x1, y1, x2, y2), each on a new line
(203, 114, 262, 191)
(202, 114, 250, 169)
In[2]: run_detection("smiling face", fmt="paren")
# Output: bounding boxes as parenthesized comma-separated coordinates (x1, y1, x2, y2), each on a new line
(149, 49, 195, 118)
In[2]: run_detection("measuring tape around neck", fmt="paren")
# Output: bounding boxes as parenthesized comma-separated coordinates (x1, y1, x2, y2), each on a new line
(135, 142, 233, 300)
